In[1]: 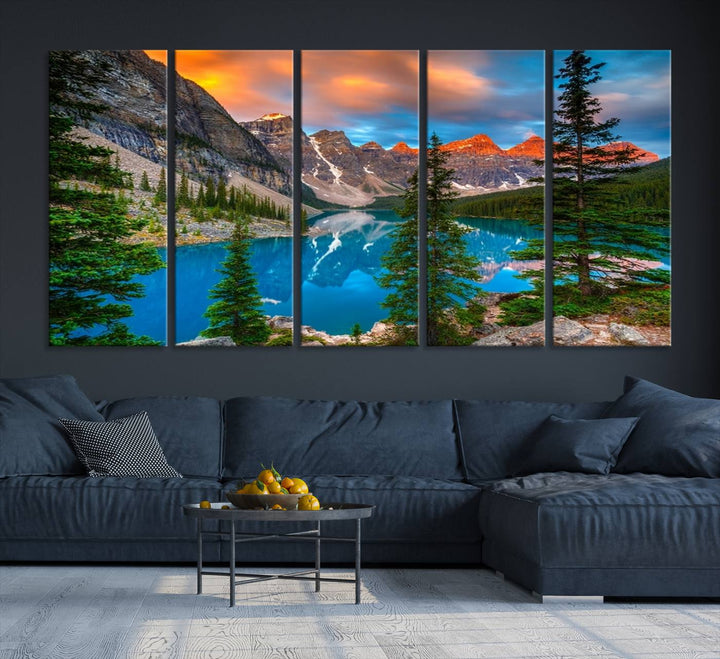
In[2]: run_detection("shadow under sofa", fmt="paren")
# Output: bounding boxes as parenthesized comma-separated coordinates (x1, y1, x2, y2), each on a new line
(1, 374, 718, 598)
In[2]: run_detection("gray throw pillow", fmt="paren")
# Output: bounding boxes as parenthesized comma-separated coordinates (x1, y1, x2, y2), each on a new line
(515, 415, 639, 476)
(59, 411, 182, 478)
(605, 376, 720, 477)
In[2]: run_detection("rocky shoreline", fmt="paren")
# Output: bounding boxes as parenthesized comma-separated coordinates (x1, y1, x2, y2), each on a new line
(177, 314, 668, 348)
(177, 316, 400, 347)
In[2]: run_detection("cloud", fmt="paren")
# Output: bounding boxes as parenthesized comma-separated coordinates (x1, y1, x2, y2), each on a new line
(302, 50, 418, 146)
(428, 50, 544, 148)
(176, 50, 293, 122)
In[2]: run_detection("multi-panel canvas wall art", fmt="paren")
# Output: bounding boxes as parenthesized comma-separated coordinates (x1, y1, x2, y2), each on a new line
(48, 49, 670, 349)
(49, 50, 167, 345)
(301, 51, 419, 346)
(551, 50, 671, 346)
(174, 50, 294, 346)
(427, 50, 545, 346)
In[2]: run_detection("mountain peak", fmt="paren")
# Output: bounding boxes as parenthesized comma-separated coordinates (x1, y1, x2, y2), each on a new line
(390, 142, 418, 155)
(598, 141, 659, 164)
(506, 135, 545, 159)
(442, 134, 504, 156)
(360, 141, 384, 150)
(258, 112, 289, 121)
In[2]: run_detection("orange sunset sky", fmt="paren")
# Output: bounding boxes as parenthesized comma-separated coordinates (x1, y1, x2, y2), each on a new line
(302, 50, 418, 148)
(145, 50, 293, 123)
(144, 50, 419, 147)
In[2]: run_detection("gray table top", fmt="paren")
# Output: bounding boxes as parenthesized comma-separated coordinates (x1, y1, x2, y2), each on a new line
(183, 502, 374, 522)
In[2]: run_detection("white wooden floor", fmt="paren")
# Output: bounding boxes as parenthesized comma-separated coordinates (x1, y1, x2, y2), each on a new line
(1, 565, 719, 658)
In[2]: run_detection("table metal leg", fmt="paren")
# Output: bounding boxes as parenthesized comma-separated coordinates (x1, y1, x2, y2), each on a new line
(355, 518, 361, 605)
(229, 520, 236, 607)
(196, 517, 203, 595)
(315, 521, 321, 592)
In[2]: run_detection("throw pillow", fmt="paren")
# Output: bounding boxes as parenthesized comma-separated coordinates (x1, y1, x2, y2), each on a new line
(59, 411, 182, 478)
(515, 415, 640, 476)
(604, 376, 720, 477)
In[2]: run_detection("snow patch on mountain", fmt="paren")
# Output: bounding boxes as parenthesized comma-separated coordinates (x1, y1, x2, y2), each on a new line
(309, 136, 343, 184)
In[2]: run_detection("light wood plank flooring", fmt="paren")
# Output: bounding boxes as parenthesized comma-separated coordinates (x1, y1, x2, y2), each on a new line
(1, 565, 719, 658)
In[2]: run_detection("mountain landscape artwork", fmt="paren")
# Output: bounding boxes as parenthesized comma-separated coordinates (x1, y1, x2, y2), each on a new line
(173, 50, 294, 346)
(547, 50, 671, 346)
(426, 50, 545, 346)
(299, 50, 420, 346)
(49, 50, 168, 345)
(48, 49, 670, 349)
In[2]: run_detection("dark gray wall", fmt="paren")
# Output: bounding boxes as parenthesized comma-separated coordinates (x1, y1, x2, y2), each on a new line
(1, 0, 717, 402)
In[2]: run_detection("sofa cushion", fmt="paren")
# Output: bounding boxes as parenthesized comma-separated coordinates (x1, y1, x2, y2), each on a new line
(59, 412, 182, 478)
(605, 377, 720, 477)
(0, 475, 222, 541)
(0, 374, 103, 477)
(101, 396, 223, 479)
(224, 397, 461, 480)
(478, 472, 720, 569)
(514, 415, 639, 476)
(454, 400, 611, 482)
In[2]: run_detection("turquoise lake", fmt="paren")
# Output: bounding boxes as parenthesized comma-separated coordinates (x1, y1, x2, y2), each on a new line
(119, 210, 544, 342)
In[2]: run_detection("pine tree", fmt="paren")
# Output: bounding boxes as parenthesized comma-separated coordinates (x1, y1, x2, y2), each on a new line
(49, 51, 165, 346)
(154, 167, 167, 205)
(350, 323, 362, 345)
(177, 170, 190, 207)
(205, 177, 216, 207)
(216, 177, 227, 209)
(425, 133, 483, 345)
(378, 133, 483, 345)
(201, 217, 271, 345)
(376, 168, 419, 344)
(140, 170, 151, 192)
(514, 50, 669, 308)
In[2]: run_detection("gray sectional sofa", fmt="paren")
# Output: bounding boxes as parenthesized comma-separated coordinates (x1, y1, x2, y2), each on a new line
(1, 374, 719, 598)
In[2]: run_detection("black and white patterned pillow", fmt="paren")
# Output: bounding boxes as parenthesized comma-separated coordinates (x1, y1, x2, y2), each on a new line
(59, 411, 182, 478)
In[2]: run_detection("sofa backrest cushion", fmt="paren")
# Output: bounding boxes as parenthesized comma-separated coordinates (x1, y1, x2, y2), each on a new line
(101, 396, 223, 479)
(0, 374, 103, 476)
(454, 399, 611, 482)
(606, 376, 720, 477)
(513, 414, 640, 476)
(223, 397, 461, 480)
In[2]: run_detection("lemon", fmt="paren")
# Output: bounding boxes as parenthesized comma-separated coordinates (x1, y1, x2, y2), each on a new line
(289, 478, 309, 494)
(298, 494, 320, 511)
(267, 480, 283, 494)
(199, 500, 211, 509)
(280, 477, 295, 490)
(246, 480, 268, 495)
(257, 468, 275, 485)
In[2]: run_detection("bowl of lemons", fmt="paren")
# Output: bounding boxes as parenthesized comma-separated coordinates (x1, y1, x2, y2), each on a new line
(225, 464, 319, 510)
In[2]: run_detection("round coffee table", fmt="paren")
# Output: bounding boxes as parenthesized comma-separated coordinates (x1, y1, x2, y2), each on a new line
(182, 503, 375, 606)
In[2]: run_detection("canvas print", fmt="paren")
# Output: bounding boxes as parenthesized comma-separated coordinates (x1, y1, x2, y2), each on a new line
(427, 50, 545, 346)
(550, 50, 671, 346)
(301, 50, 419, 346)
(174, 50, 293, 346)
(49, 50, 168, 345)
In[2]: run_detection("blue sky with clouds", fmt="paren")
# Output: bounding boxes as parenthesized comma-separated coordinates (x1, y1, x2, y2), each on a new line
(302, 51, 419, 149)
(554, 50, 671, 159)
(428, 50, 545, 149)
